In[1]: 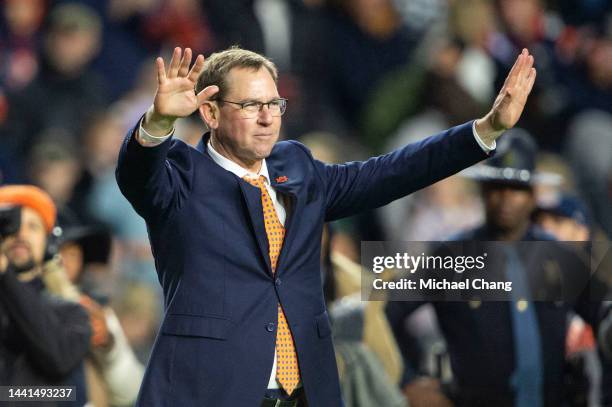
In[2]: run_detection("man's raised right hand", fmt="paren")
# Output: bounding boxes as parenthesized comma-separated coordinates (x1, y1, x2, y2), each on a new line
(143, 47, 219, 137)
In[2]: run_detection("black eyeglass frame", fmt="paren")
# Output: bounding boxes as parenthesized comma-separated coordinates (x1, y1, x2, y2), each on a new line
(216, 98, 288, 116)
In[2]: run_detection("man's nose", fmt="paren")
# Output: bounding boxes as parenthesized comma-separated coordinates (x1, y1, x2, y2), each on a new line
(16, 226, 28, 240)
(257, 105, 274, 125)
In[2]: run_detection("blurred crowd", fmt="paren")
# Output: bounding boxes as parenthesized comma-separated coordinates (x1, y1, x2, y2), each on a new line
(0, 0, 610, 406)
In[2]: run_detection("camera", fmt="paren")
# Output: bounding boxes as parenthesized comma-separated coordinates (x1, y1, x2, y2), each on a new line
(0, 206, 21, 240)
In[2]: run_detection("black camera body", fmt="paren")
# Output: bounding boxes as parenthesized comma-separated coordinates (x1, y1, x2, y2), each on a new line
(0, 206, 21, 240)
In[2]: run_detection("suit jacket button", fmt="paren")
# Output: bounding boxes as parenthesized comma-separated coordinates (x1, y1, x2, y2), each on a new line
(266, 322, 275, 332)
(275, 278, 281, 286)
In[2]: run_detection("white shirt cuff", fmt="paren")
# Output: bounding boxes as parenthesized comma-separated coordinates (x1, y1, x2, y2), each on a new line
(472, 120, 496, 154)
(137, 118, 174, 147)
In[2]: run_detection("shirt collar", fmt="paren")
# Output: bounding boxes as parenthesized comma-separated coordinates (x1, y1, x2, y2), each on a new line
(207, 140, 270, 185)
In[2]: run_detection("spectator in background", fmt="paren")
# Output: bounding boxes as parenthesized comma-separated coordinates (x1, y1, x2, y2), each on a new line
(561, 20, 612, 238)
(111, 282, 161, 364)
(556, 0, 611, 27)
(0, 0, 46, 91)
(449, 0, 498, 102)
(27, 140, 86, 225)
(82, 111, 157, 286)
(89, 0, 154, 100)
(558, 21, 612, 117)
(361, 35, 487, 152)
(297, 0, 424, 245)
(143, 0, 215, 55)
(1, 2, 108, 173)
(565, 112, 612, 238)
(0, 0, 47, 183)
(487, 0, 569, 150)
(204, 0, 265, 54)
(0, 185, 91, 405)
(59, 225, 144, 407)
(301, 0, 419, 140)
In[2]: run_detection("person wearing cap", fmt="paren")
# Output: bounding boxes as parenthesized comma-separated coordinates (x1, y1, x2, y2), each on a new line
(0, 184, 91, 405)
(116, 45, 536, 406)
(534, 194, 592, 242)
(386, 132, 610, 407)
(59, 226, 145, 407)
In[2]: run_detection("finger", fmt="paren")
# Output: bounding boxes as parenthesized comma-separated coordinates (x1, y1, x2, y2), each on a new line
(501, 52, 523, 91)
(156, 57, 167, 84)
(524, 68, 537, 97)
(168, 47, 182, 78)
(188, 54, 205, 83)
(503, 48, 529, 92)
(519, 55, 534, 87)
(196, 85, 220, 105)
(509, 67, 536, 114)
(178, 48, 192, 77)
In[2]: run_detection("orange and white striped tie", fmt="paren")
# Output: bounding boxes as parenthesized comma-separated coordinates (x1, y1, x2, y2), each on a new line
(244, 175, 300, 395)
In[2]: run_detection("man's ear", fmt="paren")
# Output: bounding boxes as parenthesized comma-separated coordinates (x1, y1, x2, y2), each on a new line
(199, 102, 219, 130)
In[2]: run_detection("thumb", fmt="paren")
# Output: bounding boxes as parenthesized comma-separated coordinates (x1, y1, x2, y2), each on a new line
(197, 85, 220, 106)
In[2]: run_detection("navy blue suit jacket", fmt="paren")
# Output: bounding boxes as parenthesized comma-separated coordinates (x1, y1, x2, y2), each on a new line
(115, 120, 488, 406)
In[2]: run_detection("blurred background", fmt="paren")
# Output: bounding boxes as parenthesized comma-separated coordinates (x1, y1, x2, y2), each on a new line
(0, 0, 610, 404)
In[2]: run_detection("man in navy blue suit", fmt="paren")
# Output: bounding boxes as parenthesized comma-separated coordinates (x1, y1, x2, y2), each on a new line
(116, 46, 536, 406)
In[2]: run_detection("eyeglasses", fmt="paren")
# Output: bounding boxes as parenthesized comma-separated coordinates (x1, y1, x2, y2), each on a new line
(217, 98, 288, 118)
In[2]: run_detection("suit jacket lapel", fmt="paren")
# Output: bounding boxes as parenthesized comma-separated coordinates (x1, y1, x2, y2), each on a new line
(198, 133, 273, 276)
(237, 180, 273, 276)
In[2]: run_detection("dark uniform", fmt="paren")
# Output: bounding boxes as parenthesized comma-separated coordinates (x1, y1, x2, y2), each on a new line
(387, 224, 609, 406)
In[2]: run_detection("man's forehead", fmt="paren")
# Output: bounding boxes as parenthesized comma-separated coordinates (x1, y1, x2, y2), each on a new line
(21, 206, 46, 227)
(225, 67, 278, 99)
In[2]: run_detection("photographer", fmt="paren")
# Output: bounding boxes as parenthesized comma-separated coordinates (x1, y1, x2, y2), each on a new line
(0, 185, 91, 406)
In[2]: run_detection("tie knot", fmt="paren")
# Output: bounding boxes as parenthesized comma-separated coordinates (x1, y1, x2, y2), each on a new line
(243, 175, 266, 188)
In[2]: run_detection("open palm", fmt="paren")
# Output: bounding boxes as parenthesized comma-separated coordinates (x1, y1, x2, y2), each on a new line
(489, 49, 537, 132)
(153, 47, 218, 120)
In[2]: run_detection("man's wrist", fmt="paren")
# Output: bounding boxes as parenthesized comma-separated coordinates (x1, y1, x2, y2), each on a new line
(142, 106, 176, 137)
(475, 116, 504, 147)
